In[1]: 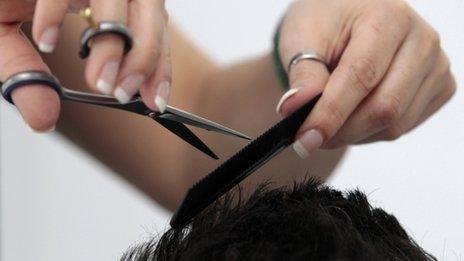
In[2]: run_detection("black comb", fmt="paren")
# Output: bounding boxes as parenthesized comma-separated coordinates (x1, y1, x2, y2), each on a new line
(170, 94, 321, 228)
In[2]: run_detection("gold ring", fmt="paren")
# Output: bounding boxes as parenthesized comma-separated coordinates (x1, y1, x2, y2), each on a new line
(79, 7, 97, 29)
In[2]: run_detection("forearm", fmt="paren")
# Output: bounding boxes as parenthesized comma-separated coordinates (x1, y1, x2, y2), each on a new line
(42, 17, 345, 210)
(39, 17, 212, 209)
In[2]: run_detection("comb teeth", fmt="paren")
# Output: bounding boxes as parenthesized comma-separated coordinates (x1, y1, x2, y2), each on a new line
(170, 95, 321, 228)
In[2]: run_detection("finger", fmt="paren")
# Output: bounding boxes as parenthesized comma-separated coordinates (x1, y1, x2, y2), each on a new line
(140, 32, 171, 112)
(414, 74, 456, 126)
(114, 0, 166, 104)
(276, 0, 336, 117)
(0, 24, 60, 132)
(84, 0, 127, 95)
(292, 9, 411, 158)
(32, 0, 70, 53)
(357, 55, 455, 144)
(0, 2, 36, 22)
(276, 61, 330, 117)
(68, 1, 91, 13)
(326, 26, 440, 147)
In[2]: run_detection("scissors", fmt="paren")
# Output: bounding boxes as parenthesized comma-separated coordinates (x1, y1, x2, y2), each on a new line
(1, 71, 250, 159)
(1, 18, 250, 160)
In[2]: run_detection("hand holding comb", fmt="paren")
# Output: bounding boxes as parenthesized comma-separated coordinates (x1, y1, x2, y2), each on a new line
(170, 94, 322, 228)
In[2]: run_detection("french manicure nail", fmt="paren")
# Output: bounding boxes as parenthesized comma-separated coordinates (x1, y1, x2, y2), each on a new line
(155, 81, 171, 113)
(97, 61, 119, 95)
(292, 129, 324, 159)
(38, 27, 59, 53)
(114, 88, 131, 104)
(114, 74, 146, 104)
(276, 88, 300, 114)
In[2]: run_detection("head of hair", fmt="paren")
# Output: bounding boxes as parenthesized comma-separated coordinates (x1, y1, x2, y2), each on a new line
(122, 179, 435, 261)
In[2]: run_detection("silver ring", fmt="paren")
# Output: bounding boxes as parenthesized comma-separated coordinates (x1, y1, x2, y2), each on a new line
(79, 21, 133, 59)
(288, 51, 328, 74)
(1, 71, 63, 104)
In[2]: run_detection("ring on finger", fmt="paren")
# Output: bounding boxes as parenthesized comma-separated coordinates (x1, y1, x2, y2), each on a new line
(78, 8, 133, 59)
(288, 51, 328, 75)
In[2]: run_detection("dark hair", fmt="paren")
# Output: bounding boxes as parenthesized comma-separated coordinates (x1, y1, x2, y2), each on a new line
(121, 179, 435, 261)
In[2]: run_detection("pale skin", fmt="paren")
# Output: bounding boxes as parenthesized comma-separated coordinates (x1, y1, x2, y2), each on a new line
(1, 0, 456, 210)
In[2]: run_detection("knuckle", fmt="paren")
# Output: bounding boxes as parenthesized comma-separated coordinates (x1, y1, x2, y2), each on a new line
(369, 0, 412, 29)
(385, 0, 411, 15)
(3, 52, 42, 74)
(430, 30, 441, 48)
(363, 14, 387, 35)
(324, 99, 346, 126)
(146, 45, 161, 61)
(316, 99, 346, 137)
(435, 56, 452, 81)
(359, 9, 384, 33)
(127, 45, 161, 75)
(323, 136, 348, 149)
(347, 57, 379, 95)
(383, 124, 404, 141)
(142, 35, 162, 59)
(424, 27, 441, 51)
(445, 75, 457, 100)
(370, 94, 403, 128)
(415, 30, 441, 66)
(161, 8, 169, 22)
(439, 54, 451, 74)
(448, 86, 457, 102)
(163, 63, 173, 81)
(445, 59, 451, 74)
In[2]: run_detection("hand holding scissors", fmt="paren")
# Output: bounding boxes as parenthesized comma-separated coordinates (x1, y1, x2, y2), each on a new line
(0, 0, 171, 132)
(1, 1, 250, 159)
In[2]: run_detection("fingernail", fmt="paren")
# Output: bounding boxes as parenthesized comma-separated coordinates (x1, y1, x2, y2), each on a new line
(27, 124, 56, 134)
(114, 74, 146, 104)
(155, 81, 171, 113)
(114, 88, 131, 104)
(276, 88, 300, 114)
(97, 61, 120, 95)
(292, 129, 324, 159)
(38, 27, 59, 53)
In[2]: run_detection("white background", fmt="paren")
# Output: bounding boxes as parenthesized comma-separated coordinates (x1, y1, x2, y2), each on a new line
(1, 0, 463, 260)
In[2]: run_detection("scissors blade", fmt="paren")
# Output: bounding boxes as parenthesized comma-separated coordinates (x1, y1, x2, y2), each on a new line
(63, 89, 250, 141)
(154, 117, 219, 160)
(63, 89, 151, 116)
(158, 106, 251, 140)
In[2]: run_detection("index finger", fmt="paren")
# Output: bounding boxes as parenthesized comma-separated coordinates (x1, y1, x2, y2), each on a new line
(0, 23, 60, 132)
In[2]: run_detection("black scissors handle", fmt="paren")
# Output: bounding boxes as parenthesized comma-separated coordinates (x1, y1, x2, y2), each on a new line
(0, 70, 146, 112)
(1, 71, 251, 159)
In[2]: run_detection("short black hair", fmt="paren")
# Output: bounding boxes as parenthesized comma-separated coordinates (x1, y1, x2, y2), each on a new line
(121, 179, 435, 261)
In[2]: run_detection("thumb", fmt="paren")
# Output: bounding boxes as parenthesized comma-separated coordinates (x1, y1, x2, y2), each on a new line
(1, 24, 60, 132)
